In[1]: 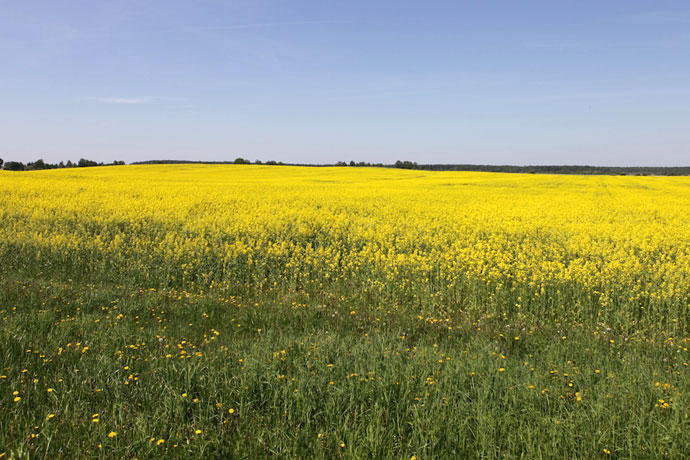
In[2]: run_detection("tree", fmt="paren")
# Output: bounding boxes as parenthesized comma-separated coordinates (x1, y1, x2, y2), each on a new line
(78, 158, 99, 167)
(30, 159, 46, 170)
(394, 160, 417, 170)
(0, 158, 3, 168)
(4, 161, 25, 171)
(233, 157, 250, 164)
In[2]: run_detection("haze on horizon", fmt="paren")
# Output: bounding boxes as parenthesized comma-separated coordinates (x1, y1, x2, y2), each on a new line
(1, 0, 689, 167)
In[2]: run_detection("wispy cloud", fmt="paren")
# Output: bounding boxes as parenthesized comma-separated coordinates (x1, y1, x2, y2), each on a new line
(90, 97, 151, 104)
(177, 20, 349, 33)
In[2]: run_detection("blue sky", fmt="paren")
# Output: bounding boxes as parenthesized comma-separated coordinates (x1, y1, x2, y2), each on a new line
(1, 0, 689, 165)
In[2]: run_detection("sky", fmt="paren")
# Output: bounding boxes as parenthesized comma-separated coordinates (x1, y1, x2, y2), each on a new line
(1, 0, 689, 166)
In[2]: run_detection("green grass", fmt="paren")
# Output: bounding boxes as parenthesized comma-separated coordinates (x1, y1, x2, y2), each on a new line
(2, 265, 690, 459)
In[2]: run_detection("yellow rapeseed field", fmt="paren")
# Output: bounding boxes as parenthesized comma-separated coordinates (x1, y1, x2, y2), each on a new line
(4, 164, 690, 458)
(1, 165, 689, 330)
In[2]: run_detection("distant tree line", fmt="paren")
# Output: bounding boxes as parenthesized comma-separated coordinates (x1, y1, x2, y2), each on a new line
(334, 161, 386, 167)
(0, 158, 125, 171)
(136, 159, 389, 167)
(133, 158, 286, 166)
(116, 157, 690, 176)
(130, 159, 690, 175)
(395, 163, 690, 176)
(4, 155, 690, 176)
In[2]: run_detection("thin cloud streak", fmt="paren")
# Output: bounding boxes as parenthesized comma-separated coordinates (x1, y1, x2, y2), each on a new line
(177, 20, 350, 33)
(89, 97, 151, 104)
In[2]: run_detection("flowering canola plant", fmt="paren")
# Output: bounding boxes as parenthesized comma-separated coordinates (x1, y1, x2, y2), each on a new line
(1, 164, 689, 332)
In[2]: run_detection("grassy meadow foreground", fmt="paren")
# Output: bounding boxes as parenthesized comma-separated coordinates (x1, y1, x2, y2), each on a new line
(2, 165, 690, 458)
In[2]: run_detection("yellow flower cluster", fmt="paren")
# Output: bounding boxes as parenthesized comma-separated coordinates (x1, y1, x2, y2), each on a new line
(2, 165, 689, 327)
